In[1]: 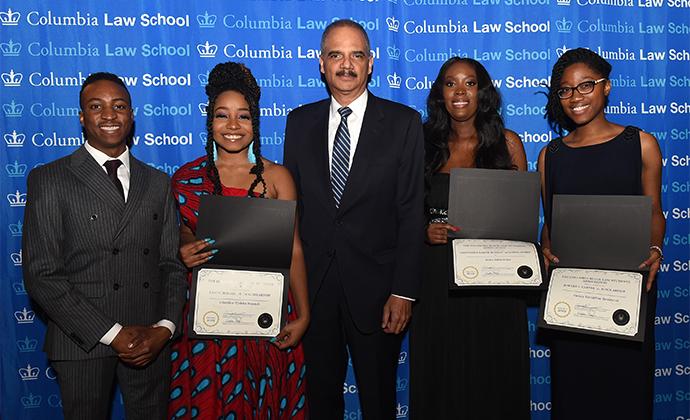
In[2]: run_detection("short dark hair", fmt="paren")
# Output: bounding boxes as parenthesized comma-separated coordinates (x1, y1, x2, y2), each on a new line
(320, 19, 371, 55)
(546, 48, 612, 134)
(79, 72, 131, 109)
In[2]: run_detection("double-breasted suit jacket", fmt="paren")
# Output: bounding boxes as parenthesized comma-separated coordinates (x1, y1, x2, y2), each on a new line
(23, 146, 187, 360)
(284, 92, 425, 333)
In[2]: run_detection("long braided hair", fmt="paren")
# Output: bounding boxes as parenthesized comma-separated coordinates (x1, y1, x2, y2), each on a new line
(546, 48, 612, 135)
(424, 57, 513, 188)
(204, 62, 267, 197)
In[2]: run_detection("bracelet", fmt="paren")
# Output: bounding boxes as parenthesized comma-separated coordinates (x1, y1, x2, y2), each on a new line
(649, 245, 664, 261)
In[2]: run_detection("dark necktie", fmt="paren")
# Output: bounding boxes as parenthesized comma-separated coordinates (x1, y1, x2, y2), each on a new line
(104, 159, 125, 201)
(331, 107, 352, 208)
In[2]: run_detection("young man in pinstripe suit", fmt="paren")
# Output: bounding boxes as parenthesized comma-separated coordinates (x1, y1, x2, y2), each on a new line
(23, 72, 187, 420)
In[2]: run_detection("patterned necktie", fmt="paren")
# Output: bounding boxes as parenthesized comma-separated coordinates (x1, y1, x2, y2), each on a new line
(331, 107, 352, 207)
(104, 159, 125, 201)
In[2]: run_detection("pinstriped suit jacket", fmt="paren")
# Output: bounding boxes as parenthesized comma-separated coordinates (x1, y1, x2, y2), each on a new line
(22, 146, 187, 360)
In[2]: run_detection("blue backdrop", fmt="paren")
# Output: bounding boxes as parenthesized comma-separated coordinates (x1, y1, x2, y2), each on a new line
(1, 1, 689, 419)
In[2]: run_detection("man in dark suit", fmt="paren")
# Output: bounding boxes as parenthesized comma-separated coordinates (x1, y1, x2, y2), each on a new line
(283, 20, 424, 418)
(23, 72, 187, 420)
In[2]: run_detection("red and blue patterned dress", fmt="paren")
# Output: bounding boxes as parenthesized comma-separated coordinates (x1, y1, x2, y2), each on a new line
(168, 156, 307, 420)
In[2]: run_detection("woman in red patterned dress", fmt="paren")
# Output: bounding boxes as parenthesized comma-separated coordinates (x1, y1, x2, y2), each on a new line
(168, 62, 309, 419)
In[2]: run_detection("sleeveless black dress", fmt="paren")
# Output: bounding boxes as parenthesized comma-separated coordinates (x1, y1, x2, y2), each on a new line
(544, 126, 656, 420)
(409, 173, 530, 420)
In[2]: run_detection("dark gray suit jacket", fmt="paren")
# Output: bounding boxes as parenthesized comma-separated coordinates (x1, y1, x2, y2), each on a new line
(23, 146, 187, 360)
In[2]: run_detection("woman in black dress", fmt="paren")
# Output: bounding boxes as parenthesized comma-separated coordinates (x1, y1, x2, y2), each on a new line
(539, 48, 665, 420)
(409, 57, 530, 420)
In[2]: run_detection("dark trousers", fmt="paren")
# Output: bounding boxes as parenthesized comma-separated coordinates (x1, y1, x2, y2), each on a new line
(303, 261, 402, 419)
(51, 346, 170, 420)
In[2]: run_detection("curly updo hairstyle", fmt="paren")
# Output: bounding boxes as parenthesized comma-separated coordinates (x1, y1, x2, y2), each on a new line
(546, 47, 612, 135)
(204, 61, 266, 197)
(424, 57, 514, 187)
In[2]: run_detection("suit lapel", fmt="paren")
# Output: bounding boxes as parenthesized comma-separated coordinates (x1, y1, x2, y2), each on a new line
(69, 146, 126, 213)
(338, 94, 384, 213)
(114, 156, 148, 240)
(309, 101, 335, 211)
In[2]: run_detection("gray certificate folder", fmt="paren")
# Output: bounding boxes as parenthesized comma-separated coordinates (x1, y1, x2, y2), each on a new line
(539, 194, 652, 342)
(550, 195, 651, 271)
(188, 196, 296, 340)
(448, 168, 540, 242)
(447, 168, 545, 290)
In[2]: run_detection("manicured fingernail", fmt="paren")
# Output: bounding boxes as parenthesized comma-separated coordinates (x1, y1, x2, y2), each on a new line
(205, 238, 216, 244)
(208, 255, 215, 260)
(270, 337, 277, 342)
(211, 249, 219, 254)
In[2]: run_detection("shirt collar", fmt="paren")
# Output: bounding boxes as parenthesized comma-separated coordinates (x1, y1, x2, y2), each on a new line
(84, 140, 130, 171)
(330, 90, 368, 121)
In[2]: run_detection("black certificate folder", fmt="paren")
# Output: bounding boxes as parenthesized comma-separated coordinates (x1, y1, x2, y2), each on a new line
(188, 196, 296, 340)
(447, 168, 546, 290)
(538, 195, 652, 342)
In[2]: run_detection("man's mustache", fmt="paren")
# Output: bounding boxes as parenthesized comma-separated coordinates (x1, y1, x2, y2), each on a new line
(336, 70, 357, 77)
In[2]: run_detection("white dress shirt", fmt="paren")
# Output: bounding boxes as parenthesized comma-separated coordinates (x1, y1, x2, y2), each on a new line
(83, 141, 175, 344)
(326, 93, 414, 302)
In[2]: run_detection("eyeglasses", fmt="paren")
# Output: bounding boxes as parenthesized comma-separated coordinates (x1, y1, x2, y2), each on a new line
(556, 78, 607, 99)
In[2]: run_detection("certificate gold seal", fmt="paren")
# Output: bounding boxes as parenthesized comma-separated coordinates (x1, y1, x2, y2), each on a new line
(461, 266, 479, 280)
(203, 311, 219, 327)
(553, 302, 571, 318)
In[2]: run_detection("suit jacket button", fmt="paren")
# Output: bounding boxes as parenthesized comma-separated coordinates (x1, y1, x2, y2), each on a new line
(143, 282, 149, 289)
(113, 283, 120, 290)
(112, 248, 119, 255)
(143, 248, 150, 255)
(153, 213, 158, 220)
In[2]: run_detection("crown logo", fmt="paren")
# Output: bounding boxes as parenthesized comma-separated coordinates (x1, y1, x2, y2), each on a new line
(0, 9, 21, 26)
(197, 11, 217, 28)
(556, 44, 569, 57)
(387, 45, 400, 60)
(396, 403, 409, 418)
(10, 219, 23, 236)
(556, 18, 572, 33)
(396, 377, 409, 392)
(5, 130, 25, 147)
(386, 16, 400, 32)
(11, 249, 23, 265)
(19, 363, 40, 380)
(398, 350, 408, 364)
(199, 102, 208, 116)
(3, 100, 23, 117)
(21, 393, 42, 408)
(198, 71, 209, 85)
(387, 73, 402, 89)
(197, 41, 218, 58)
(0, 40, 21, 56)
(2, 69, 23, 87)
(17, 337, 38, 352)
(557, 0, 571, 5)
(13, 279, 27, 294)
(15, 307, 34, 324)
(6, 160, 27, 177)
(8, 190, 27, 207)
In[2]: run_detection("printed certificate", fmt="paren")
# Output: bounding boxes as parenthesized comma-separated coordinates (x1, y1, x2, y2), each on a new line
(543, 268, 642, 337)
(191, 268, 284, 338)
(452, 239, 542, 287)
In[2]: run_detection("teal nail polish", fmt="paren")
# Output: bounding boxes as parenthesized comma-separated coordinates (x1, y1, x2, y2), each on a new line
(270, 337, 277, 343)
(206, 238, 216, 244)
(208, 255, 215, 260)
(211, 249, 219, 254)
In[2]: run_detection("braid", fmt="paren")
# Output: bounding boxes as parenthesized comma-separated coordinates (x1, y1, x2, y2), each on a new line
(204, 101, 223, 195)
(247, 139, 267, 198)
(546, 48, 612, 135)
(204, 61, 264, 197)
